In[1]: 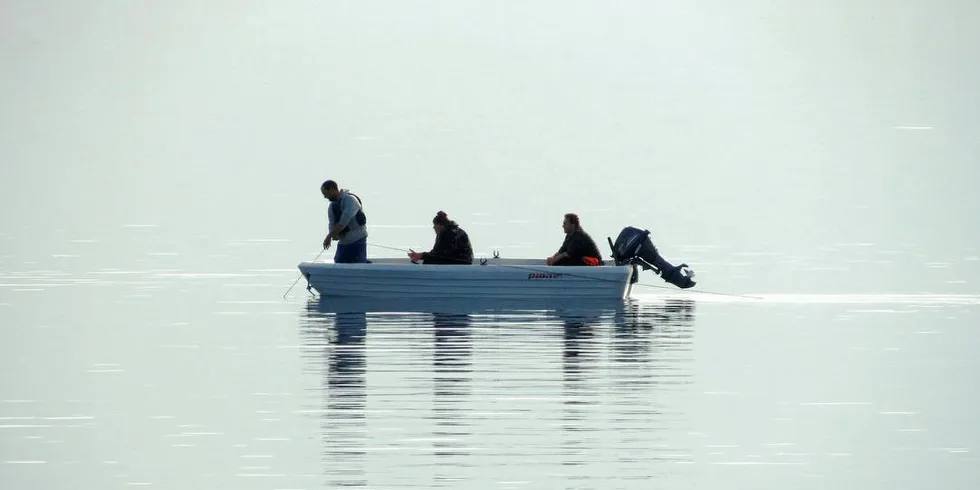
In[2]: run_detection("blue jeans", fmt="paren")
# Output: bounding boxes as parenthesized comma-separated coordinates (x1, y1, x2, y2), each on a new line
(334, 237, 368, 263)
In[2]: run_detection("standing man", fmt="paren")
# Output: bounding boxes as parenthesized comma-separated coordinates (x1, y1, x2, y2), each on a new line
(321, 180, 368, 263)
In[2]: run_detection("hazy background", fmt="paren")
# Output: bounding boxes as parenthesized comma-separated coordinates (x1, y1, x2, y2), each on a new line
(3, 3, 980, 488)
(3, 0, 979, 293)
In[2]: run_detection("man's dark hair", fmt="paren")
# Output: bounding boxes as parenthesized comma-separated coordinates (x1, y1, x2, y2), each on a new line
(564, 213, 581, 228)
(321, 180, 339, 192)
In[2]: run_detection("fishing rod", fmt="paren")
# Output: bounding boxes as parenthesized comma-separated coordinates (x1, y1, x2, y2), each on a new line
(369, 243, 415, 253)
(367, 242, 762, 300)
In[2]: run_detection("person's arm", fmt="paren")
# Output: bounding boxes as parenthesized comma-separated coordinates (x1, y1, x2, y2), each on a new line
(324, 203, 337, 249)
(328, 203, 338, 232)
(547, 236, 572, 264)
(421, 231, 451, 261)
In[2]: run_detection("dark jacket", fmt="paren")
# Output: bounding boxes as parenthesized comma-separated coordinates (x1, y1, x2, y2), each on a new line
(421, 222, 474, 265)
(557, 228, 604, 265)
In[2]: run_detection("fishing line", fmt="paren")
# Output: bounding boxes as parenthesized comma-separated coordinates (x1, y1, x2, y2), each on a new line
(283, 248, 325, 299)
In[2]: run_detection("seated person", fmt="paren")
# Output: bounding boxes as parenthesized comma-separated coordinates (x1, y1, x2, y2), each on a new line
(408, 211, 474, 265)
(546, 213, 604, 266)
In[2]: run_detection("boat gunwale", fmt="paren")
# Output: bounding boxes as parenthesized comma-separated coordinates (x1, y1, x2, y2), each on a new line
(298, 258, 630, 270)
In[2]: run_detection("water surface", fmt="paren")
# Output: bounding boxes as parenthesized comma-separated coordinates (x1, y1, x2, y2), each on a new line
(2, 267, 978, 489)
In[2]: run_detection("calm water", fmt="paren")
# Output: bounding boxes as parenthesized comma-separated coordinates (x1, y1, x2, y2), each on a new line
(2, 249, 979, 489)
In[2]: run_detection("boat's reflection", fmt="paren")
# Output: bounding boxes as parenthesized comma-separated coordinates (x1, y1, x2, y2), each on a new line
(300, 306, 368, 488)
(300, 296, 697, 485)
(431, 312, 472, 469)
(558, 307, 600, 471)
(307, 295, 631, 315)
(557, 299, 697, 475)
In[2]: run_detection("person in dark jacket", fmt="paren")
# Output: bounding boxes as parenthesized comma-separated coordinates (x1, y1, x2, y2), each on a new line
(546, 213, 604, 266)
(408, 211, 474, 265)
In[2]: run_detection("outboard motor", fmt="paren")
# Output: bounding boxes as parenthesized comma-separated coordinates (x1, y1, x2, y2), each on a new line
(608, 226, 696, 289)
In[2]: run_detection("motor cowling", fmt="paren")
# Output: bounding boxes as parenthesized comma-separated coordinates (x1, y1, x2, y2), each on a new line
(608, 226, 696, 289)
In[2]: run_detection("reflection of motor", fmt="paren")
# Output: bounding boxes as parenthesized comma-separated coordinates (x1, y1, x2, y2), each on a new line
(607, 226, 697, 289)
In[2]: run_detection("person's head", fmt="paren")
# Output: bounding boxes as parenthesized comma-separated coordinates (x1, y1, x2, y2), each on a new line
(562, 213, 580, 234)
(432, 211, 451, 234)
(320, 180, 340, 201)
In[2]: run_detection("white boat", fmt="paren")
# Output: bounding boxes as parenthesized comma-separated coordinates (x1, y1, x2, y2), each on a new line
(295, 226, 697, 300)
(298, 257, 637, 300)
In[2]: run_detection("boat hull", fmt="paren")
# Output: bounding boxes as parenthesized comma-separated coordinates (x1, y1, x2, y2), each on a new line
(297, 258, 634, 300)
